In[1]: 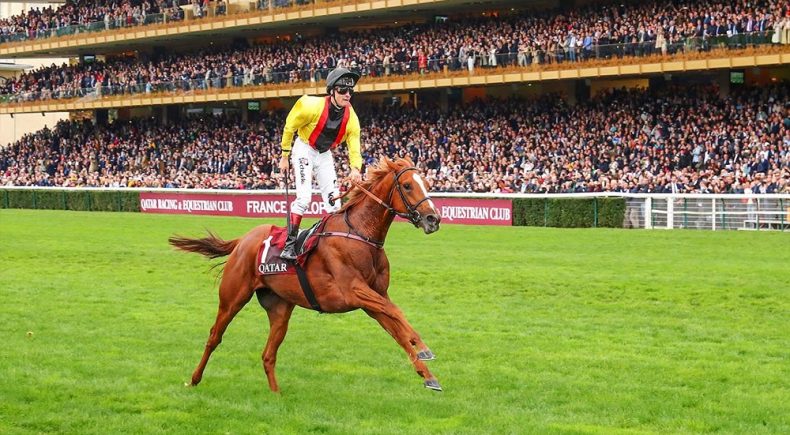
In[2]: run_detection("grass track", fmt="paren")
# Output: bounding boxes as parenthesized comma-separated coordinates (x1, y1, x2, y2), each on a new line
(0, 209, 788, 434)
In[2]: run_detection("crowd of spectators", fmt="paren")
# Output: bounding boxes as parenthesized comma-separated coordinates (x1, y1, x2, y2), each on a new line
(0, 0, 185, 44)
(3, 0, 790, 103)
(2, 83, 787, 194)
(0, 0, 318, 44)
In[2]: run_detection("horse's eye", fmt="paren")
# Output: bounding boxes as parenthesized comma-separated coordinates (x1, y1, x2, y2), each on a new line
(404, 183, 412, 190)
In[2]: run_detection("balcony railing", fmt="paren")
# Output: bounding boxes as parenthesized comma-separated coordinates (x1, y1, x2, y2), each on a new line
(0, 13, 175, 45)
(0, 32, 784, 105)
(0, 0, 342, 46)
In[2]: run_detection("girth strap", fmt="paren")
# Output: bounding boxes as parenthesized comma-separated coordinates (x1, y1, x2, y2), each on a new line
(293, 262, 323, 313)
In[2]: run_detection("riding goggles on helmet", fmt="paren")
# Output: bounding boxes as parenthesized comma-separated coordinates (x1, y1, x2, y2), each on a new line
(334, 86, 354, 95)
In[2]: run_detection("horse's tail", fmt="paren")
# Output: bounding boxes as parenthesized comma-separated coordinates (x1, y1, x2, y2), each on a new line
(169, 232, 239, 259)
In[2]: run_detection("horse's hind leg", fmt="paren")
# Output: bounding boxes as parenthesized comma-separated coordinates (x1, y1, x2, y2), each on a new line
(258, 291, 294, 392)
(190, 274, 255, 386)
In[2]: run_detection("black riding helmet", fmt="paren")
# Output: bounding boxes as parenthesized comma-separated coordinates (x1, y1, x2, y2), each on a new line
(325, 67, 360, 94)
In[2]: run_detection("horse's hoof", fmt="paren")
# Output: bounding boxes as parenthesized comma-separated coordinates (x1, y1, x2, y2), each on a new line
(424, 379, 442, 392)
(184, 382, 193, 387)
(417, 349, 436, 361)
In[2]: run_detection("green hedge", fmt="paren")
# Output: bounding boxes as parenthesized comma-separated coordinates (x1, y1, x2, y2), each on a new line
(1, 188, 625, 228)
(513, 197, 625, 228)
(0, 189, 140, 212)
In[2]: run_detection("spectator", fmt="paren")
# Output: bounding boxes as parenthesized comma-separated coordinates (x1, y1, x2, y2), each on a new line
(3, 0, 788, 103)
(1, 83, 787, 193)
(0, 0, 185, 44)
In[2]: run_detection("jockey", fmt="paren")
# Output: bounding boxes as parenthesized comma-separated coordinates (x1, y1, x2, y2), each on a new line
(278, 67, 363, 260)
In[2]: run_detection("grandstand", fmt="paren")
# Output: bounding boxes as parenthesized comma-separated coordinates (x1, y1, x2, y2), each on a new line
(5, 3, 790, 432)
(0, 0, 788, 226)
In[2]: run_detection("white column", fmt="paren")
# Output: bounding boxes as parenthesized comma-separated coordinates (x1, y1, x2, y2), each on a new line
(666, 197, 674, 229)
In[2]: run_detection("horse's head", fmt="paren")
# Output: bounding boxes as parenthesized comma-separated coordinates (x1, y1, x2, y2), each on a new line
(345, 157, 441, 234)
(385, 158, 441, 234)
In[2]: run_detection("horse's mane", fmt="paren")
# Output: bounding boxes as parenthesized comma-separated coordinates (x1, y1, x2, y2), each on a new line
(339, 156, 414, 212)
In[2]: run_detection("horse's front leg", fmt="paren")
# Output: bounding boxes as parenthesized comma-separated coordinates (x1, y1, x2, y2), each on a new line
(369, 300, 436, 361)
(354, 287, 442, 391)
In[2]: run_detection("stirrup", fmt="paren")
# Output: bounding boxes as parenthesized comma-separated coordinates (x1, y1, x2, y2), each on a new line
(280, 234, 298, 260)
(280, 247, 297, 261)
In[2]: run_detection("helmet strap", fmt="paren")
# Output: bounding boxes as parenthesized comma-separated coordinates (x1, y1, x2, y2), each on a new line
(329, 92, 342, 109)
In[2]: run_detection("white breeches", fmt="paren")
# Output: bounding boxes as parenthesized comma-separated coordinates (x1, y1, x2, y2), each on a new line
(290, 137, 340, 216)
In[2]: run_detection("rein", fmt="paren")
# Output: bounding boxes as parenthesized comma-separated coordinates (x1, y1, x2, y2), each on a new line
(323, 166, 432, 247)
(331, 167, 429, 227)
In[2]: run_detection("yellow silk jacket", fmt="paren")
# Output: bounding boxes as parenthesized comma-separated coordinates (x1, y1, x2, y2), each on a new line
(281, 95, 362, 170)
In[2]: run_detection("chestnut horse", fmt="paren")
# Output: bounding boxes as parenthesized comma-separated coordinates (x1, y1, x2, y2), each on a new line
(169, 157, 443, 392)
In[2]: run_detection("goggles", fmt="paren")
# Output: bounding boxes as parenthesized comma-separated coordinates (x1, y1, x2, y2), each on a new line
(334, 86, 354, 95)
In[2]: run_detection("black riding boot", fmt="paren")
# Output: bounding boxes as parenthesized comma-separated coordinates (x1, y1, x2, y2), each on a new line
(280, 216, 301, 261)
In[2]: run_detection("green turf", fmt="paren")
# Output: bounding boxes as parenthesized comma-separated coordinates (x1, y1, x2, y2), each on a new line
(0, 209, 788, 434)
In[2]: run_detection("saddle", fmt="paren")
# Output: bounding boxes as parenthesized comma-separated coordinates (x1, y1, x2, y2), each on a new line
(256, 216, 332, 312)
(256, 216, 330, 275)
(255, 214, 383, 312)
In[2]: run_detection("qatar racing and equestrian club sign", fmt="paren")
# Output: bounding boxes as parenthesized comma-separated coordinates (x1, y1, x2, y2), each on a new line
(139, 192, 512, 226)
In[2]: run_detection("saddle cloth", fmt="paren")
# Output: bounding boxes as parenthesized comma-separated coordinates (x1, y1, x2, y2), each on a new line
(256, 217, 329, 275)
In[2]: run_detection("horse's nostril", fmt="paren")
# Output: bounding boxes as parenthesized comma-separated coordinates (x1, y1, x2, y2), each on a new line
(426, 214, 438, 224)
